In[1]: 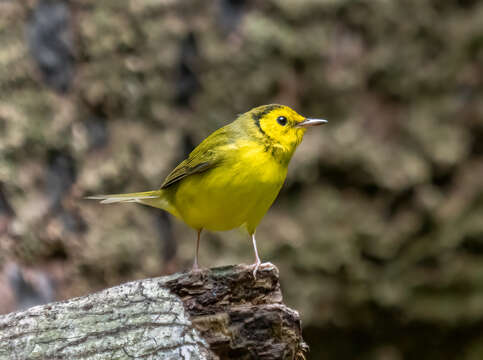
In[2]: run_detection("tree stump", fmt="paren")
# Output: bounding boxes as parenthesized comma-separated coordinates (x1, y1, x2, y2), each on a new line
(0, 263, 307, 359)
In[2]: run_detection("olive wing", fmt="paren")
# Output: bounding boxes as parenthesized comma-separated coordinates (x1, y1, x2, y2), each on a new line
(160, 126, 230, 189)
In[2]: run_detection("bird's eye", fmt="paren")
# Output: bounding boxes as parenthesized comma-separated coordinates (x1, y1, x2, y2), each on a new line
(277, 116, 287, 126)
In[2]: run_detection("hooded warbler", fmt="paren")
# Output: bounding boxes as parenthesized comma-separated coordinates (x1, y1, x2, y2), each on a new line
(87, 104, 327, 276)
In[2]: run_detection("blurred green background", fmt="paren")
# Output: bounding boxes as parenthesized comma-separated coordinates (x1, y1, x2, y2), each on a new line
(1, 0, 482, 359)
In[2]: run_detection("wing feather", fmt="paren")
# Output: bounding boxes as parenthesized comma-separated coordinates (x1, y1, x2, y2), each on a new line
(160, 125, 233, 189)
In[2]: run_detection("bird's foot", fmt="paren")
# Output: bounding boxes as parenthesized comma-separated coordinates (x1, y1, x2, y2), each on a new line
(251, 261, 274, 279)
(191, 261, 203, 273)
(252, 260, 261, 278)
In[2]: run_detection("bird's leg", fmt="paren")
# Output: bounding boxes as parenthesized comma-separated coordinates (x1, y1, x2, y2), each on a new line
(251, 233, 262, 278)
(192, 229, 202, 271)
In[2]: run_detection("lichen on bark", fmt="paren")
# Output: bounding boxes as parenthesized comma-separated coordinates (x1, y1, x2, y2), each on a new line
(0, 264, 305, 360)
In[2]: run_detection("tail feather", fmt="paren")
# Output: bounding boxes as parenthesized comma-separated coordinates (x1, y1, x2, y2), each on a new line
(86, 189, 179, 217)
(86, 190, 161, 204)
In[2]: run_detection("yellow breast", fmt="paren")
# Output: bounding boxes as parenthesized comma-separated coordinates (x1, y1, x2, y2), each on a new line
(170, 140, 287, 233)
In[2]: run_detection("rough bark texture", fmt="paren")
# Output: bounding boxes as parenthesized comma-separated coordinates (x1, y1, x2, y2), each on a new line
(0, 263, 306, 359)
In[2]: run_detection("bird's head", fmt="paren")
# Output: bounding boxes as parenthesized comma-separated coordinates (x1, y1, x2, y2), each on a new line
(242, 104, 327, 154)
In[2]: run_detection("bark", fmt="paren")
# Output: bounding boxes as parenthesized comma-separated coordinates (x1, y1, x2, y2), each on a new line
(0, 263, 307, 359)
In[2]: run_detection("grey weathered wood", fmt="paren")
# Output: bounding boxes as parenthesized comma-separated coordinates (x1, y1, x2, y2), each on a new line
(0, 274, 211, 359)
(0, 263, 307, 359)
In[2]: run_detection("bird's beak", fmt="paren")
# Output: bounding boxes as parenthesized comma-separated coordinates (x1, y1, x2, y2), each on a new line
(296, 118, 328, 128)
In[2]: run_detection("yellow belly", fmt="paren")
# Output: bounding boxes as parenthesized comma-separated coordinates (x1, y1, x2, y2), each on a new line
(168, 146, 287, 233)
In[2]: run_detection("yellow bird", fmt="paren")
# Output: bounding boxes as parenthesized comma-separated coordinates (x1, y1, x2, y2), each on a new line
(87, 104, 327, 275)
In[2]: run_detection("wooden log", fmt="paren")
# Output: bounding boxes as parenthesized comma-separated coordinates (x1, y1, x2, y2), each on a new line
(0, 263, 307, 359)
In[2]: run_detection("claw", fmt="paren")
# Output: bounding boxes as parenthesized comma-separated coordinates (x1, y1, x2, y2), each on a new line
(252, 260, 261, 278)
(251, 262, 275, 279)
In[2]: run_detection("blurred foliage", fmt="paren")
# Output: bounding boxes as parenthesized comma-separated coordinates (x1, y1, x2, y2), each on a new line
(0, 0, 483, 359)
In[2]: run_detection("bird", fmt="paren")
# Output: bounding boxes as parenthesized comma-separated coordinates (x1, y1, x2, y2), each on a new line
(87, 104, 327, 276)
